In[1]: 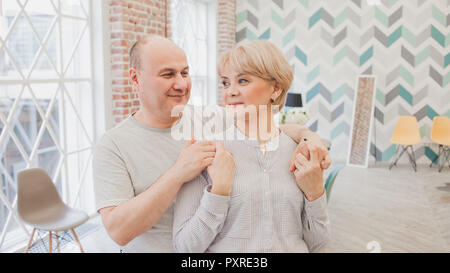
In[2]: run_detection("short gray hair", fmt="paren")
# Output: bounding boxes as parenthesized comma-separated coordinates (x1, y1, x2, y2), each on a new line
(129, 36, 151, 70)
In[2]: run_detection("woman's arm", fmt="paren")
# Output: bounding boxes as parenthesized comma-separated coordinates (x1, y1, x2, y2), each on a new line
(173, 142, 235, 253)
(173, 173, 231, 253)
(301, 192, 330, 253)
(293, 142, 330, 252)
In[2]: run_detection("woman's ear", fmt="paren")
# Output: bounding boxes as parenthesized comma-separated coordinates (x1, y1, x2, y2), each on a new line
(270, 83, 282, 102)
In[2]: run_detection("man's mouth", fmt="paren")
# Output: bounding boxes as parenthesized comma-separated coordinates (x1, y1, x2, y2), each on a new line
(227, 102, 244, 107)
(167, 94, 186, 98)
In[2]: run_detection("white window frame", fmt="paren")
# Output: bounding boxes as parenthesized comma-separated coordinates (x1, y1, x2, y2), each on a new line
(171, 0, 217, 106)
(205, 0, 217, 106)
(92, 0, 112, 134)
(0, 0, 109, 252)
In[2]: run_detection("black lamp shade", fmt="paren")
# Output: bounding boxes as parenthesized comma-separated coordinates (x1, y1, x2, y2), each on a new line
(285, 93, 303, 107)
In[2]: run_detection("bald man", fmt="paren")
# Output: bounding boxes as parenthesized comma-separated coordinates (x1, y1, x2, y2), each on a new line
(93, 36, 330, 252)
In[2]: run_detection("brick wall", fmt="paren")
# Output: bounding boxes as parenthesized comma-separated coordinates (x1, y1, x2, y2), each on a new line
(109, 0, 171, 123)
(216, 0, 236, 106)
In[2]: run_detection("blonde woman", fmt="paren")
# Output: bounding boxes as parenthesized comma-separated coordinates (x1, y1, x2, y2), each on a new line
(172, 40, 329, 253)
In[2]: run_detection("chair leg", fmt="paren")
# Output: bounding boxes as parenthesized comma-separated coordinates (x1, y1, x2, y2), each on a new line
(48, 231, 52, 253)
(24, 228, 36, 253)
(71, 228, 85, 253)
(389, 145, 400, 170)
(430, 145, 442, 167)
(405, 145, 417, 172)
(447, 148, 450, 168)
(439, 148, 450, 172)
(55, 231, 60, 253)
(389, 145, 407, 170)
(409, 146, 417, 172)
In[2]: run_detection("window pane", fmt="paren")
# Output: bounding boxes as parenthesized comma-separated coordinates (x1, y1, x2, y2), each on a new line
(61, 17, 91, 78)
(0, 0, 58, 79)
(0, 0, 95, 250)
(171, 0, 209, 105)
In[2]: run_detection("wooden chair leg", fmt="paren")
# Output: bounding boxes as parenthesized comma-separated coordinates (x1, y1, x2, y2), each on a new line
(71, 228, 84, 253)
(24, 228, 36, 253)
(48, 231, 52, 253)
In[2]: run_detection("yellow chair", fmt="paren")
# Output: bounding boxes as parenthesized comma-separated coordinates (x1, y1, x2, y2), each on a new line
(429, 116, 450, 172)
(389, 116, 421, 172)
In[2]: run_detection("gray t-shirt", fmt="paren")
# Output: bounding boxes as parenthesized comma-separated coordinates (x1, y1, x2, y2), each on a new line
(93, 105, 227, 252)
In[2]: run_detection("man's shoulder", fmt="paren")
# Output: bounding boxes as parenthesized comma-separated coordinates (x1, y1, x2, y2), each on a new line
(107, 116, 134, 134)
(97, 117, 135, 146)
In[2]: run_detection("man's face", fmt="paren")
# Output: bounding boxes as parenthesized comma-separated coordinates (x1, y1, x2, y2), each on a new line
(131, 41, 191, 119)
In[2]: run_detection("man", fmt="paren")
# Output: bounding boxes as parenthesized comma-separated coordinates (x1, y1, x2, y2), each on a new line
(93, 35, 330, 252)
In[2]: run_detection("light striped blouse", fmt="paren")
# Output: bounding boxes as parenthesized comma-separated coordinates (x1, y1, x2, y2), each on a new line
(173, 127, 330, 253)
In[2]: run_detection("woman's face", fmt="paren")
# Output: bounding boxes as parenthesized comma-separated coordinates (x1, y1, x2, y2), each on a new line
(220, 64, 279, 120)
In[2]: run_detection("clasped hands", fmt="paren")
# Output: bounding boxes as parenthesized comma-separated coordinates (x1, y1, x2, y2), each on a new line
(173, 137, 330, 200)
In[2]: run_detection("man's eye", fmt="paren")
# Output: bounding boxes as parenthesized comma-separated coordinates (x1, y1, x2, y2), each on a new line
(181, 71, 189, 76)
(162, 73, 174, 77)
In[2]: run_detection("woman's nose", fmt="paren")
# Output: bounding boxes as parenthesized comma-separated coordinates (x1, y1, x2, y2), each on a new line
(227, 85, 239, 97)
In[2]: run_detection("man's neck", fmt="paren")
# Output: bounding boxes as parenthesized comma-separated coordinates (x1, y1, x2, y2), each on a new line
(133, 108, 181, 129)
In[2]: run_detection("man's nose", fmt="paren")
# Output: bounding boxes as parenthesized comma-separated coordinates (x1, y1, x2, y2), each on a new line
(173, 73, 189, 91)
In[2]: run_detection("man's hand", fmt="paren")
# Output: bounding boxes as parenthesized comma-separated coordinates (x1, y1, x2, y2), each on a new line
(280, 124, 330, 172)
(207, 142, 235, 196)
(172, 137, 216, 184)
(289, 140, 330, 173)
(292, 142, 325, 201)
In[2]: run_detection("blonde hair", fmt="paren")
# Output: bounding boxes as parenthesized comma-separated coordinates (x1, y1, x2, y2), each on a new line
(218, 40, 293, 110)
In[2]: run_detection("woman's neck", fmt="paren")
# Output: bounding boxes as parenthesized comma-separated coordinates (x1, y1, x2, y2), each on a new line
(234, 107, 280, 145)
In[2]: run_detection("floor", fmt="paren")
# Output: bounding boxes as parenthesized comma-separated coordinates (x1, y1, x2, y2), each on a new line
(325, 163, 450, 253)
(60, 216, 120, 253)
(62, 163, 450, 253)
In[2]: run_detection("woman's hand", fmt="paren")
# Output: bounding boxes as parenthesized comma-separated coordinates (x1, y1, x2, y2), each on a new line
(292, 142, 325, 201)
(207, 142, 236, 196)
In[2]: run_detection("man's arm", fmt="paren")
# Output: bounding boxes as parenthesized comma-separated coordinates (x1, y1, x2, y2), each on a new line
(94, 137, 216, 246)
(280, 124, 324, 147)
(280, 124, 331, 171)
(99, 166, 184, 246)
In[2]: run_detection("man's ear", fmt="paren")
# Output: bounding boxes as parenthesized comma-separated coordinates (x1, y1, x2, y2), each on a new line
(129, 68, 139, 90)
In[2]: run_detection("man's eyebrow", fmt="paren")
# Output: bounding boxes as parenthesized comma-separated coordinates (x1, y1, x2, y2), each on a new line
(158, 66, 189, 73)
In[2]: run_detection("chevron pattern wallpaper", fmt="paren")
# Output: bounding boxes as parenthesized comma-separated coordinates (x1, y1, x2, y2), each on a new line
(235, 0, 450, 163)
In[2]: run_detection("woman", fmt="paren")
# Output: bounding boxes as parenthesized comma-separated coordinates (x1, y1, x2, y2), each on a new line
(172, 40, 329, 252)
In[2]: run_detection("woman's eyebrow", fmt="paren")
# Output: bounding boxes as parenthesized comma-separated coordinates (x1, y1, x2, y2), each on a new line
(237, 73, 247, 77)
(220, 76, 229, 80)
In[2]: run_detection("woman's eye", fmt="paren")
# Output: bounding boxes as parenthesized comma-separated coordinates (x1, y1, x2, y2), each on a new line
(222, 81, 230, 87)
(238, 78, 249, 84)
